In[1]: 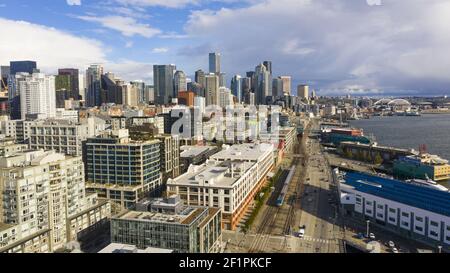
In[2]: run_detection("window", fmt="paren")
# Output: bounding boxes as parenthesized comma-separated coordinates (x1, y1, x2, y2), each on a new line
(388, 217, 396, 222)
(430, 221, 439, 227)
(377, 204, 384, 209)
(356, 197, 362, 203)
(366, 210, 372, 214)
(401, 221, 409, 227)
(415, 226, 423, 232)
(366, 201, 372, 206)
(447, 226, 450, 231)
(389, 208, 396, 213)
(377, 213, 384, 218)
(401, 212, 409, 218)
(430, 230, 439, 237)
(415, 216, 423, 222)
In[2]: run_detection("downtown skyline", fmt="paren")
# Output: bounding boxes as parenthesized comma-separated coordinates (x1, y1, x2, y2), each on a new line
(1, 0, 450, 96)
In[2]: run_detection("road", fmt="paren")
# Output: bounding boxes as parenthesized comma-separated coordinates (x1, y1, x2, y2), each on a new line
(224, 117, 344, 253)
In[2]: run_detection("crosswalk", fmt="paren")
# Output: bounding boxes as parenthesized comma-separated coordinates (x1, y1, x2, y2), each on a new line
(300, 236, 332, 244)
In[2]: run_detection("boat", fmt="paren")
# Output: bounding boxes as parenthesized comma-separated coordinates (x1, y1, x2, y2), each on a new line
(405, 175, 449, 192)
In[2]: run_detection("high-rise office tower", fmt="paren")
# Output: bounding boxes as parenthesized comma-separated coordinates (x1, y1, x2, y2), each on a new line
(78, 73, 86, 100)
(219, 72, 226, 87)
(246, 71, 256, 93)
(15, 73, 56, 120)
(86, 64, 103, 107)
(279, 76, 292, 96)
(231, 75, 242, 103)
(174, 70, 187, 96)
(195, 69, 206, 87)
(102, 73, 122, 104)
(255, 64, 270, 105)
(272, 77, 284, 97)
(131, 80, 146, 104)
(209, 53, 221, 74)
(122, 84, 139, 106)
(204, 73, 220, 106)
(263, 61, 272, 75)
(8, 61, 38, 120)
(58, 68, 80, 100)
(297, 84, 309, 100)
(154, 64, 176, 105)
(10, 61, 37, 75)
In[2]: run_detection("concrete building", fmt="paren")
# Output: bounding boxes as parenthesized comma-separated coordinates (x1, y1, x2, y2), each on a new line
(279, 76, 291, 96)
(219, 87, 234, 108)
(29, 117, 106, 156)
(178, 91, 195, 107)
(0, 150, 111, 253)
(84, 129, 162, 210)
(14, 73, 56, 120)
(174, 70, 187, 96)
(155, 134, 180, 183)
(168, 143, 274, 230)
(180, 145, 219, 173)
(209, 53, 221, 74)
(99, 243, 173, 253)
(111, 207, 222, 253)
(394, 154, 450, 181)
(0, 137, 28, 156)
(336, 170, 450, 251)
(297, 85, 309, 100)
(205, 73, 219, 106)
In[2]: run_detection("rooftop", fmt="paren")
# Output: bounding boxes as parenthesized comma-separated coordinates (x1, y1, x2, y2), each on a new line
(98, 243, 173, 253)
(168, 160, 255, 188)
(210, 143, 273, 162)
(341, 171, 450, 217)
(115, 207, 207, 225)
(180, 145, 217, 158)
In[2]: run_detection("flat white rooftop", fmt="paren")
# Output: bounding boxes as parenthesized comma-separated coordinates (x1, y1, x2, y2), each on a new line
(99, 243, 173, 253)
(210, 143, 273, 162)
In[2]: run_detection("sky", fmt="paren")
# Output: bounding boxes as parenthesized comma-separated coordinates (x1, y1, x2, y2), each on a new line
(1, 0, 450, 96)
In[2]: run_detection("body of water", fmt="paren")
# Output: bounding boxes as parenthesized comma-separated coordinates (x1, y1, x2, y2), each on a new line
(349, 114, 450, 187)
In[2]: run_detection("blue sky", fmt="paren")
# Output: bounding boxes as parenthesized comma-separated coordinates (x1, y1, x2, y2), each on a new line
(1, 0, 450, 96)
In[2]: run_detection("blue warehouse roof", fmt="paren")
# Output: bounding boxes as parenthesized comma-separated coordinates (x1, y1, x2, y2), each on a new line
(342, 172, 450, 217)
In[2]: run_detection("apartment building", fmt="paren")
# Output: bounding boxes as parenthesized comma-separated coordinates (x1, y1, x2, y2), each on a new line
(155, 134, 180, 183)
(168, 143, 274, 230)
(0, 150, 111, 253)
(111, 207, 222, 253)
(84, 129, 162, 210)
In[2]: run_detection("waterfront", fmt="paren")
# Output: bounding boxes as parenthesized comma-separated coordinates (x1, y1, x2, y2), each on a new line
(350, 114, 450, 188)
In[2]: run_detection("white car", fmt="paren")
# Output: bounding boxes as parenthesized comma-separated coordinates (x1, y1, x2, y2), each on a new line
(392, 248, 399, 253)
(369, 233, 376, 240)
(388, 241, 395, 248)
(298, 226, 306, 238)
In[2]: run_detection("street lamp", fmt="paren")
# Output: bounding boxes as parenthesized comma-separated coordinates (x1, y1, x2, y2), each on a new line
(438, 246, 442, 254)
(366, 220, 370, 238)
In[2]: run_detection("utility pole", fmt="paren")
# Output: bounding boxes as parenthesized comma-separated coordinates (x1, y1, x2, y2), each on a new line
(366, 220, 370, 238)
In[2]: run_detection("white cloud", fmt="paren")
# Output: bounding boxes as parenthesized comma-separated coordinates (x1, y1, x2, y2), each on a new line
(151, 47, 169, 53)
(76, 15, 161, 37)
(184, 0, 450, 95)
(115, 0, 200, 9)
(66, 0, 81, 6)
(104, 60, 154, 82)
(125, 41, 134, 48)
(0, 17, 105, 73)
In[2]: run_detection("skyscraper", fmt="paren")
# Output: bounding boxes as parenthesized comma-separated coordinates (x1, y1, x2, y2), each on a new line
(154, 64, 176, 105)
(1, 66, 9, 91)
(10, 61, 37, 75)
(255, 64, 270, 105)
(174, 70, 187, 95)
(219, 72, 226, 87)
(16, 73, 56, 120)
(86, 64, 103, 107)
(131, 80, 146, 104)
(279, 76, 292, 95)
(272, 77, 283, 97)
(209, 53, 221, 74)
(231, 75, 242, 103)
(263, 61, 272, 75)
(297, 84, 309, 100)
(205, 73, 219, 106)
(58, 68, 80, 100)
(8, 61, 38, 120)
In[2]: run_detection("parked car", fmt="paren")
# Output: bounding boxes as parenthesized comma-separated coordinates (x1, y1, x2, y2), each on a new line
(369, 233, 376, 240)
(392, 247, 399, 253)
(388, 241, 395, 248)
(298, 225, 306, 238)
